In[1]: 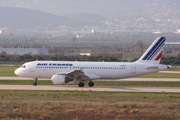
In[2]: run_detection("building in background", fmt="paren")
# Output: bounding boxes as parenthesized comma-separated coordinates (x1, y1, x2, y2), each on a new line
(0, 48, 49, 55)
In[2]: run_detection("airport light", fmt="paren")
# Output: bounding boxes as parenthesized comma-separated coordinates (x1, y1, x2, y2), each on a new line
(0, 29, 3, 34)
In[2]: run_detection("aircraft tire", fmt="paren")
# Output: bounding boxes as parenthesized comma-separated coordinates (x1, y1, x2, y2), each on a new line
(88, 82, 94, 87)
(33, 82, 37, 86)
(78, 82, 84, 87)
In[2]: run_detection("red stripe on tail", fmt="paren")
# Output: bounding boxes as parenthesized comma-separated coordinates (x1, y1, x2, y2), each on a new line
(155, 51, 163, 61)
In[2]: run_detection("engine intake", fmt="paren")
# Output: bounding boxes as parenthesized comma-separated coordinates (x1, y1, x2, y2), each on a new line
(51, 75, 73, 84)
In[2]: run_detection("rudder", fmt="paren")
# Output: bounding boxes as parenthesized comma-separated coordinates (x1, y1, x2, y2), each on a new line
(136, 37, 166, 64)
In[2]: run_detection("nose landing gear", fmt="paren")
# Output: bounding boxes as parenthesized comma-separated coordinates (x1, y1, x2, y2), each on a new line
(33, 78, 38, 86)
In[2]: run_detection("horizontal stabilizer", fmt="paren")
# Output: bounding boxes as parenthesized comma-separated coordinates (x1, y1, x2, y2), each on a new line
(145, 66, 159, 70)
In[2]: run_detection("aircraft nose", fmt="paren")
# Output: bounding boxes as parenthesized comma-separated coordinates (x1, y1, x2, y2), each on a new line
(15, 68, 21, 76)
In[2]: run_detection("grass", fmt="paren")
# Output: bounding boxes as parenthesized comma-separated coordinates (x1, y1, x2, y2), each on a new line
(0, 80, 53, 85)
(0, 90, 180, 120)
(1, 80, 180, 87)
(0, 65, 19, 76)
(94, 81, 180, 87)
(167, 67, 180, 71)
(138, 72, 180, 78)
(0, 90, 180, 98)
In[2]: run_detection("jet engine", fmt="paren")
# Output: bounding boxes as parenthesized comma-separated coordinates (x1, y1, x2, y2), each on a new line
(51, 75, 73, 84)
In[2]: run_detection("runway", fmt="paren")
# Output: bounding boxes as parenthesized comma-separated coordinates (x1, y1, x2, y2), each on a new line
(0, 77, 180, 81)
(0, 75, 179, 93)
(0, 85, 180, 93)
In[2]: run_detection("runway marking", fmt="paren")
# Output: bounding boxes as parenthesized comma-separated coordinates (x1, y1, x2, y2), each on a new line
(0, 85, 180, 93)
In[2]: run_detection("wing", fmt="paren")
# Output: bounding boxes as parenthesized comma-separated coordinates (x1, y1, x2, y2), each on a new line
(56, 70, 89, 81)
(55, 70, 101, 81)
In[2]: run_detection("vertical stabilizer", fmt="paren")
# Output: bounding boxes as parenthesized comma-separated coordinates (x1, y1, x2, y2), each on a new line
(136, 37, 166, 64)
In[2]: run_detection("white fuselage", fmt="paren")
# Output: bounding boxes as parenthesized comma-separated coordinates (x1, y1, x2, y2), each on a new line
(15, 61, 168, 80)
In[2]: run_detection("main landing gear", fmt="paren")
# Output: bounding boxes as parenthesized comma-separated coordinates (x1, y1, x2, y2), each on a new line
(33, 78, 38, 86)
(78, 81, 94, 87)
(78, 82, 84, 87)
(88, 81, 94, 87)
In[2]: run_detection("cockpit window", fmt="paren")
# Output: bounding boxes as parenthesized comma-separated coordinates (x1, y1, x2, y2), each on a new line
(21, 65, 26, 68)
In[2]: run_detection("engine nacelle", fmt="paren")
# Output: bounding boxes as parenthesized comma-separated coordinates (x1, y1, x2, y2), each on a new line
(51, 75, 73, 85)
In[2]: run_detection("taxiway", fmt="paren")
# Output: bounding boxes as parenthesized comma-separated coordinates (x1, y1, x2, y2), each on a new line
(0, 85, 180, 93)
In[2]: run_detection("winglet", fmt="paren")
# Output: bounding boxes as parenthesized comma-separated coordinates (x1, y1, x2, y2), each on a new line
(136, 37, 166, 64)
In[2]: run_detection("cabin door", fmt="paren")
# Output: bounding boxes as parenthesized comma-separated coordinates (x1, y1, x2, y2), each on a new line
(131, 64, 136, 74)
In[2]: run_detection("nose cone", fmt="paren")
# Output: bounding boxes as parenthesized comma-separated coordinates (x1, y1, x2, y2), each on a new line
(15, 68, 20, 76)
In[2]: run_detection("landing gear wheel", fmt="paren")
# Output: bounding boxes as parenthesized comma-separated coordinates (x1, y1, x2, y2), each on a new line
(33, 82, 37, 86)
(88, 82, 94, 87)
(78, 82, 84, 87)
(33, 78, 38, 86)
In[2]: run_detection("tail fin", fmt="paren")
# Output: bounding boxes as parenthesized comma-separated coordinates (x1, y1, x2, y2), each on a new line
(136, 37, 166, 64)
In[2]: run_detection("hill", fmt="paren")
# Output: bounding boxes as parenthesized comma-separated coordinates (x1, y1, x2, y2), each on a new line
(0, 6, 88, 28)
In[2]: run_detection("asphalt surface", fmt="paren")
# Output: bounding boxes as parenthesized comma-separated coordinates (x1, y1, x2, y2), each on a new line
(159, 71, 180, 74)
(0, 85, 180, 93)
(0, 71, 179, 93)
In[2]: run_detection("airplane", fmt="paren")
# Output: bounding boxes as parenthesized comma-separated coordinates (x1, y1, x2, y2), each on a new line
(15, 37, 169, 87)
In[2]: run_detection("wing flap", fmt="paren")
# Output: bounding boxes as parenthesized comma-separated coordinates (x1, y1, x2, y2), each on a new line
(56, 70, 89, 80)
(55, 70, 101, 80)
